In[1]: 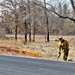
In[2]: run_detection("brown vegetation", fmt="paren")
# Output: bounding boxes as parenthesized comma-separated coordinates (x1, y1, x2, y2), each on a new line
(0, 35, 75, 62)
(0, 46, 41, 57)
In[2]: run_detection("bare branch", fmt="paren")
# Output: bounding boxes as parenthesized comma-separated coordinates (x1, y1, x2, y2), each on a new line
(53, 11, 75, 22)
(33, 1, 75, 22)
(70, 0, 75, 13)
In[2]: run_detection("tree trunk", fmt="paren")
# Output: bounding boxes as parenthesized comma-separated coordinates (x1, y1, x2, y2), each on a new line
(24, 21, 28, 43)
(32, 0, 36, 42)
(70, 0, 75, 14)
(33, 23, 35, 42)
(44, 0, 49, 42)
(28, 0, 31, 42)
(15, 14, 18, 41)
(15, 25, 18, 41)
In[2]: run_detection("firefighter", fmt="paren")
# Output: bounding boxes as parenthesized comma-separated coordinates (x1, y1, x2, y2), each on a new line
(58, 36, 69, 61)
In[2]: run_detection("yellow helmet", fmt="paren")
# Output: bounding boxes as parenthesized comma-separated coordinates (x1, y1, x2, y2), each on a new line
(59, 36, 63, 39)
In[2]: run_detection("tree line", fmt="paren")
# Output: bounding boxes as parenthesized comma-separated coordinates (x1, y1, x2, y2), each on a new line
(0, 0, 75, 43)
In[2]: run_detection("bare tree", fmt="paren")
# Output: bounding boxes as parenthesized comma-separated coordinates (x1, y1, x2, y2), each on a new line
(44, 0, 49, 42)
(70, 0, 75, 14)
(0, 0, 20, 40)
(51, 0, 75, 22)
(27, 0, 31, 42)
(0, 0, 75, 38)
(35, 0, 75, 22)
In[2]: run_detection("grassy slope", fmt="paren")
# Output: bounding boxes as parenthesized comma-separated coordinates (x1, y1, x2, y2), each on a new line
(0, 35, 75, 62)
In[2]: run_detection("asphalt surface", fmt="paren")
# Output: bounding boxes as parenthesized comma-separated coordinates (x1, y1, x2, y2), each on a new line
(0, 55, 75, 75)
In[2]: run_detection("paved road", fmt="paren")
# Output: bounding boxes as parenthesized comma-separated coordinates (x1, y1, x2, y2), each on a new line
(0, 55, 75, 75)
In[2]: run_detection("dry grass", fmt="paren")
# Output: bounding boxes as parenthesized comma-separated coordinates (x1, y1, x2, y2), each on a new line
(0, 35, 75, 62)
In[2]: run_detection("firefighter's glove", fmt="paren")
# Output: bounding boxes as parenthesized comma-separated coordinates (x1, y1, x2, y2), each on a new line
(57, 52, 61, 58)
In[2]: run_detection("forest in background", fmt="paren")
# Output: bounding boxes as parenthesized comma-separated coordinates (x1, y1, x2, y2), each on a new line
(0, 0, 75, 42)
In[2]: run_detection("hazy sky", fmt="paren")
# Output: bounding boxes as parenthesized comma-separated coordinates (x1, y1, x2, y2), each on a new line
(0, 0, 2, 1)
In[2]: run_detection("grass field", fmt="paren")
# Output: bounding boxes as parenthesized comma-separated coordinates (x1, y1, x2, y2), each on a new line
(0, 35, 75, 62)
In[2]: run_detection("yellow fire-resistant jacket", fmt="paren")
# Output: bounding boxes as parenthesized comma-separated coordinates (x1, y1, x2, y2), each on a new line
(58, 39, 69, 53)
